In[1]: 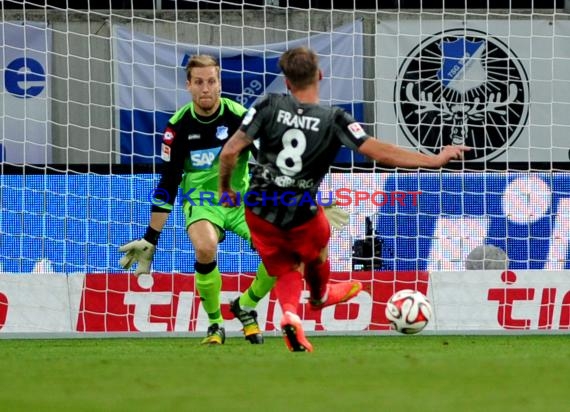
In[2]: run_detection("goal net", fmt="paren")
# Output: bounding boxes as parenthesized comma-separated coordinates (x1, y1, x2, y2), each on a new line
(1, 1, 569, 334)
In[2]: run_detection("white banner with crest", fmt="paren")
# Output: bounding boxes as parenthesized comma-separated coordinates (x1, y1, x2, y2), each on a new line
(376, 19, 570, 163)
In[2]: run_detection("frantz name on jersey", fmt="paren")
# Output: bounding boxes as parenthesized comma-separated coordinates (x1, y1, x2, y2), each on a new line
(277, 109, 320, 131)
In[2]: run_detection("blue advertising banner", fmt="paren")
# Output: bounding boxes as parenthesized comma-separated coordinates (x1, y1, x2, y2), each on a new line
(0, 22, 51, 164)
(1, 173, 569, 274)
(113, 21, 364, 164)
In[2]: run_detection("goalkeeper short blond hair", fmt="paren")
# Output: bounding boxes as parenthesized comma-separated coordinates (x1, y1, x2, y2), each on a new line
(185, 55, 220, 80)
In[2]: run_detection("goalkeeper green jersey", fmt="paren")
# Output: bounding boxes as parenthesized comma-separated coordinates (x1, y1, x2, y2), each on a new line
(152, 97, 250, 211)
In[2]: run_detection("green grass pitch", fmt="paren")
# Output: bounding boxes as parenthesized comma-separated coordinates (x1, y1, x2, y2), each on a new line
(0, 335, 568, 412)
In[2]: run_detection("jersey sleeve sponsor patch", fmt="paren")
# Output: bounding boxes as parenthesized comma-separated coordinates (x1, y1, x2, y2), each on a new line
(163, 127, 175, 144)
(348, 122, 366, 139)
(161, 143, 171, 162)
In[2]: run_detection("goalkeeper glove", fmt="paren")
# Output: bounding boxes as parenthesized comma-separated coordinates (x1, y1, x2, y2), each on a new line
(323, 203, 350, 230)
(118, 227, 159, 276)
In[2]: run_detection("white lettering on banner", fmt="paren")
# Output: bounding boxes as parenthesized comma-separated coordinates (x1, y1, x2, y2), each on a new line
(1, 23, 52, 163)
(321, 292, 372, 331)
(124, 275, 196, 332)
(173, 292, 194, 332)
(429, 270, 570, 331)
(124, 292, 172, 332)
(502, 176, 551, 224)
(237, 79, 263, 108)
(545, 198, 570, 270)
(427, 216, 488, 271)
(487, 271, 570, 330)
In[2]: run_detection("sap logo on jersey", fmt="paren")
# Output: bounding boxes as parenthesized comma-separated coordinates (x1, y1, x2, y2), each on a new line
(190, 148, 221, 169)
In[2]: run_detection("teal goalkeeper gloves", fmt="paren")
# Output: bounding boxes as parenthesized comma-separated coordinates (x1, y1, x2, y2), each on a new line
(118, 238, 156, 276)
(323, 203, 350, 230)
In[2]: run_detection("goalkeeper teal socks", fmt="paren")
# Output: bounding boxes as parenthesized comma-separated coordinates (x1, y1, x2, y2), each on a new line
(195, 262, 223, 325)
(239, 262, 276, 310)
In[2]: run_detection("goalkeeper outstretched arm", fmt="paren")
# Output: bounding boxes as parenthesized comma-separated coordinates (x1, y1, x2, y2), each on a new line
(118, 211, 170, 276)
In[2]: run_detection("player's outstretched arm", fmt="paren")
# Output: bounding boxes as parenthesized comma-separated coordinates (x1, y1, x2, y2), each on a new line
(358, 138, 470, 169)
(219, 130, 254, 204)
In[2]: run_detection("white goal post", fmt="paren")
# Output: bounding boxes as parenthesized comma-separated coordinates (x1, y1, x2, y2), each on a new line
(1, 1, 570, 335)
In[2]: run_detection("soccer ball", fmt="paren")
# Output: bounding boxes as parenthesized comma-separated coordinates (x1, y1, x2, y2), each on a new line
(385, 289, 432, 334)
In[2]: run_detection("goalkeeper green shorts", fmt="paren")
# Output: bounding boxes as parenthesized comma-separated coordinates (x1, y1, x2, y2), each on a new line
(183, 201, 251, 242)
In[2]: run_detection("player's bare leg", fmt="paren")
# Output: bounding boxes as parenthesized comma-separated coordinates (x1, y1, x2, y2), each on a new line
(274, 268, 313, 352)
(306, 246, 362, 309)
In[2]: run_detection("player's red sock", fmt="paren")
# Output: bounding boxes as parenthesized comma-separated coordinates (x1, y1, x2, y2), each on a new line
(275, 270, 303, 314)
(305, 258, 331, 302)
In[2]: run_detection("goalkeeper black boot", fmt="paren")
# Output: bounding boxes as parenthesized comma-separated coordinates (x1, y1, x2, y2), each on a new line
(201, 323, 226, 345)
(229, 298, 264, 344)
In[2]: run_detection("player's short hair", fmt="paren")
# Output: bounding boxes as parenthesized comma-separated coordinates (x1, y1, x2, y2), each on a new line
(279, 47, 319, 89)
(186, 55, 220, 80)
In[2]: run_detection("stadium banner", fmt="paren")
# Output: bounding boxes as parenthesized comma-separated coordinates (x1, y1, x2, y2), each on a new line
(1, 172, 569, 275)
(428, 270, 570, 331)
(0, 22, 52, 164)
(0, 271, 426, 333)
(376, 19, 570, 164)
(0, 274, 71, 332)
(1, 271, 569, 333)
(72, 271, 426, 333)
(326, 172, 570, 272)
(113, 21, 364, 164)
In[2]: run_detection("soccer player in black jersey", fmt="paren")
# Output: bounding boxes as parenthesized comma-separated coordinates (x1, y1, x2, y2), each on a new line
(219, 46, 469, 352)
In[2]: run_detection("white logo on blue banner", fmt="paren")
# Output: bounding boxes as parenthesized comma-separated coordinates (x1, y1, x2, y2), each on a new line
(113, 21, 363, 164)
(0, 23, 51, 164)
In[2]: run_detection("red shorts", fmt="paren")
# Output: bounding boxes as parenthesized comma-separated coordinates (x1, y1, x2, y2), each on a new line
(245, 207, 331, 278)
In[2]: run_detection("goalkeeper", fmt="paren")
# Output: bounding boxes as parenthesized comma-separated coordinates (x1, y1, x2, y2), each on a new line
(118, 54, 349, 345)
(118, 55, 272, 345)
